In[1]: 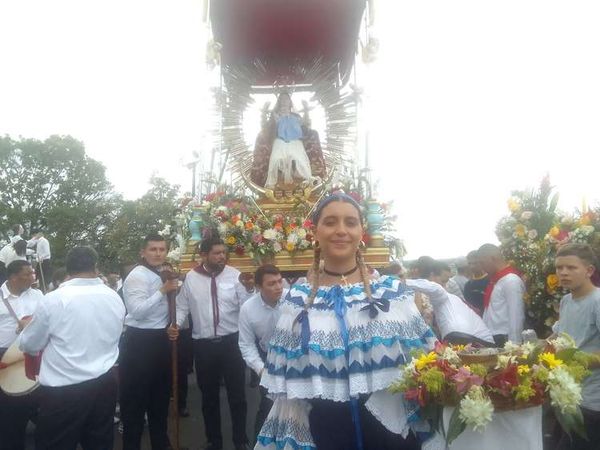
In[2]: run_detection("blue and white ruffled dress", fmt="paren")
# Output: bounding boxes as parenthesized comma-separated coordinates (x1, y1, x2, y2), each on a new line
(255, 275, 439, 450)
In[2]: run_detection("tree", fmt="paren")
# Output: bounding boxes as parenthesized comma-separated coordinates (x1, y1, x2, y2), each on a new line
(0, 135, 118, 263)
(98, 175, 181, 269)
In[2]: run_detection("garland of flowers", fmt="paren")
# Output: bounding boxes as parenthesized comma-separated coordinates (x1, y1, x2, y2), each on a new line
(391, 335, 593, 444)
(495, 176, 600, 336)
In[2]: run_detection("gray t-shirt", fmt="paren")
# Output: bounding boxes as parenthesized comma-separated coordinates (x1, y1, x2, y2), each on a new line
(556, 287, 600, 411)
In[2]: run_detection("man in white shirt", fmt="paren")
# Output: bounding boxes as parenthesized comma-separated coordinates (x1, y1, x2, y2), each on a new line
(0, 260, 42, 450)
(170, 237, 255, 450)
(19, 246, 125, 450)
(419, 260, 495, 346)
(119, 233, 179, 450)
(29, 231, 52, 293)
(238, 264, 285, 437)
(478, 243, 526, 346)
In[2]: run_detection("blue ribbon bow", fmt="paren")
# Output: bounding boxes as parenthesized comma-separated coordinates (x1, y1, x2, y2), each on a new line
(360, 298, 391, 318)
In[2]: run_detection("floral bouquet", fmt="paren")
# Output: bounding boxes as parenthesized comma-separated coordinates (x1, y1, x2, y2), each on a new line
(390, 334, 593, 444)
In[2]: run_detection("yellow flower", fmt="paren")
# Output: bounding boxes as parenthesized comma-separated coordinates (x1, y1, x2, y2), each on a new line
(508, 198, 521, 213)
(538, 352, 563, 369)
(514, 224, 527, 237)
(415, 351, 437, 371)
(286, 242, 295, 252)
(547, 274, 559, 292)
(517, 365, 531, 376)
(549, 226, 561, 238)
(226, 236, 236, 245)
(578, 214, 592, 226)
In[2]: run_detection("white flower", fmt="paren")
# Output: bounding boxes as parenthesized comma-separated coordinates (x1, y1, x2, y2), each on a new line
(549, 333, 577, 352)
(441, 346, 461, 366)
(218, 223, 228, 235)
(201, 200, 211, 208)
(403, 359, 418, 377)
(273, 242, 282, 252)
(287, 233, 298, 244)
(521, 211, 534, 220)
(297, 228, 307, 239)
(528, 229, 538, 239)
(236, 220, 244, 229)
(299, 239, 311, 249)
(547, 366, 582, 415)
(459, 386, 494, 432)
(495, 354, 517, 370)
(263, 229, 278, 240)
(503, 341, 521, 353)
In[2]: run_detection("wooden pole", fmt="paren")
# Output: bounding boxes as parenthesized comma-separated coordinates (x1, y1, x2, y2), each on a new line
(167, 287, 179, 450)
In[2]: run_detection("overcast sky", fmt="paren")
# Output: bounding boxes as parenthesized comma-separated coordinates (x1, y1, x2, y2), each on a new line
(1, 1, 599, 259)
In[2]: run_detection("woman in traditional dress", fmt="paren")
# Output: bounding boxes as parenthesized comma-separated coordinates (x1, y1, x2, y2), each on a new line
(256, 193, 447, 450)
(263, 93, 313, 188)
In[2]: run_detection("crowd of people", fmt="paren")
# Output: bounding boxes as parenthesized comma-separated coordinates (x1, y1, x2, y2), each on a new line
(1, 193, 599, 450)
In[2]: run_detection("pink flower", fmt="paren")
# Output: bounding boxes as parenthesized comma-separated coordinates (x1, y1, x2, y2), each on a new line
(452, 367, 483, 395)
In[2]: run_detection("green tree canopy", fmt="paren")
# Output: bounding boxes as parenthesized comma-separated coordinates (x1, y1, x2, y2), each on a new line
(0, 135, 118, 262)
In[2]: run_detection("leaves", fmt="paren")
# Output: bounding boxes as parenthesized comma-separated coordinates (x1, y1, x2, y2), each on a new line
(554, 406, 588, 441)
(446, 406, 467, 445)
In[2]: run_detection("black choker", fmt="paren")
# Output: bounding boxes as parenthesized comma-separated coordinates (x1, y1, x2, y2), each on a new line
(323, 265, 359, 279)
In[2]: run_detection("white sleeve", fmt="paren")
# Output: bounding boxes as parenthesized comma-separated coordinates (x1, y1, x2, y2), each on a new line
(235, 280, 255, 306)
(505, 276, 526, 343)
(123, 271, 164, 321)
(175, 278, 191, 327)
(19, 300, 51, 354)
(238, 303, 264, 375)
(405, 279, 449, 308)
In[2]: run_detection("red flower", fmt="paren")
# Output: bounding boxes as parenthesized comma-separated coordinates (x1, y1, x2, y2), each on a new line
(487, 364, 519, 397)
(303, 219, 313, 228)
(404, 386, 427, 407)
(235, 245, 245, 256)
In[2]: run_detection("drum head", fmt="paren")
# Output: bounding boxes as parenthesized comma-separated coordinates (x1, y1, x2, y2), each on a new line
(0, 341, 39, 396)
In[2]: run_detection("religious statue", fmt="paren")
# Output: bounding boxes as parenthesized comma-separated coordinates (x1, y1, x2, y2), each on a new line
(250, 92, 326, 189)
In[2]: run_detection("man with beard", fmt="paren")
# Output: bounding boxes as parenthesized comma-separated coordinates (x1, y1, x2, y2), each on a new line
(169, 237, 255, 450)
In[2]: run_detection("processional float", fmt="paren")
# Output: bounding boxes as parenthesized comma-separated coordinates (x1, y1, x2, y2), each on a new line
(179, 0, 399, 274)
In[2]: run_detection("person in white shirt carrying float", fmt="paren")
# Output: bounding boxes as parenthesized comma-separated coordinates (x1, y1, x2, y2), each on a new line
(119, 233, 179, 450)
(169, 236, 255, 450)
(478, 243, 526, 347)
(413, 258, 495, 347)
(19, 246, 126, 450)
(238, 264, 287, 439)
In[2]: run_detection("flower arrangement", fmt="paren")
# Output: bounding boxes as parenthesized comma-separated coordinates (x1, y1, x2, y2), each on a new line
(496, 177, 600, 336)
(390, 335, 593, 444)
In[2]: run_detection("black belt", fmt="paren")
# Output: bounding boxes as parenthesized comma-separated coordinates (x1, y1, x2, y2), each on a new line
(197, 332, 238, 344)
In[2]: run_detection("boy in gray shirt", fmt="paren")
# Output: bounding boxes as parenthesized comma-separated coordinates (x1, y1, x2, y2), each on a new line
(554, 243, 600, 450)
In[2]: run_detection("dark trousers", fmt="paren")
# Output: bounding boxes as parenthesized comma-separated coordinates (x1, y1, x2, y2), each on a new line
(0, 382, 39, 450)
(309, 398, 421, 450)
(177, 327, 193, 411)
(444, 331, 496, 347)
(35, 370, 117, 450)
(119, 327, 171, 450)
(556, 407, 600, 450)
(493, 334, 509, 348)
(255, 386, 273, 439)
(194, 333, 248, 447)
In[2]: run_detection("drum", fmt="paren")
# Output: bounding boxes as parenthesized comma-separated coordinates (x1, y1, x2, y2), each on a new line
(0, 339, 39, 396)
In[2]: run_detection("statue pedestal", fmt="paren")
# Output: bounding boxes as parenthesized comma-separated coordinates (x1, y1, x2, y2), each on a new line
(180, 246, 389, 274)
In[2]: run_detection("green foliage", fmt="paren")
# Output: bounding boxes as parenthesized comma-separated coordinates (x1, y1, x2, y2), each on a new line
(0, 135, 117, 263)
(0, 135, 181, 271)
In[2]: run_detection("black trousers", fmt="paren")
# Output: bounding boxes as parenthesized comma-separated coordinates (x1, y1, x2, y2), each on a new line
(0, 371, 39, 450)
(556, 406, 600, 450)
(35, 369, 117, 450)
(254, 386, 273, 440)
(493, 334, 509, 348)
(119, 327, 171, 450)
(177, 327, 193, 410)
(194, 333, 248, 447)
(309, 398, 421, 450)
(444, 331, 496, 347)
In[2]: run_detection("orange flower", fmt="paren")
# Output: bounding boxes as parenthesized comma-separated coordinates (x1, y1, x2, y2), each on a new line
(547, 274, 559, 292)
(549, 226, 560, 238)
(245, 221, 254, 230)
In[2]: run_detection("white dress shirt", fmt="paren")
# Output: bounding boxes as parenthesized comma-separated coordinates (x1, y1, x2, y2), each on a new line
(483, 273, 526, 343)
(433, 291, 493, 343)
(33, 236, 51, 261)
(0, 282, 43, 348)
(238, 290, 286, 375)
(176, 265, 253, 339)
(123, 265, 169, 329)
(19, 277, 126, 387)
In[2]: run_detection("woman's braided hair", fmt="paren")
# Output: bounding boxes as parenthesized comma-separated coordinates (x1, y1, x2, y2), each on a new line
(304, 192, 374, 308)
